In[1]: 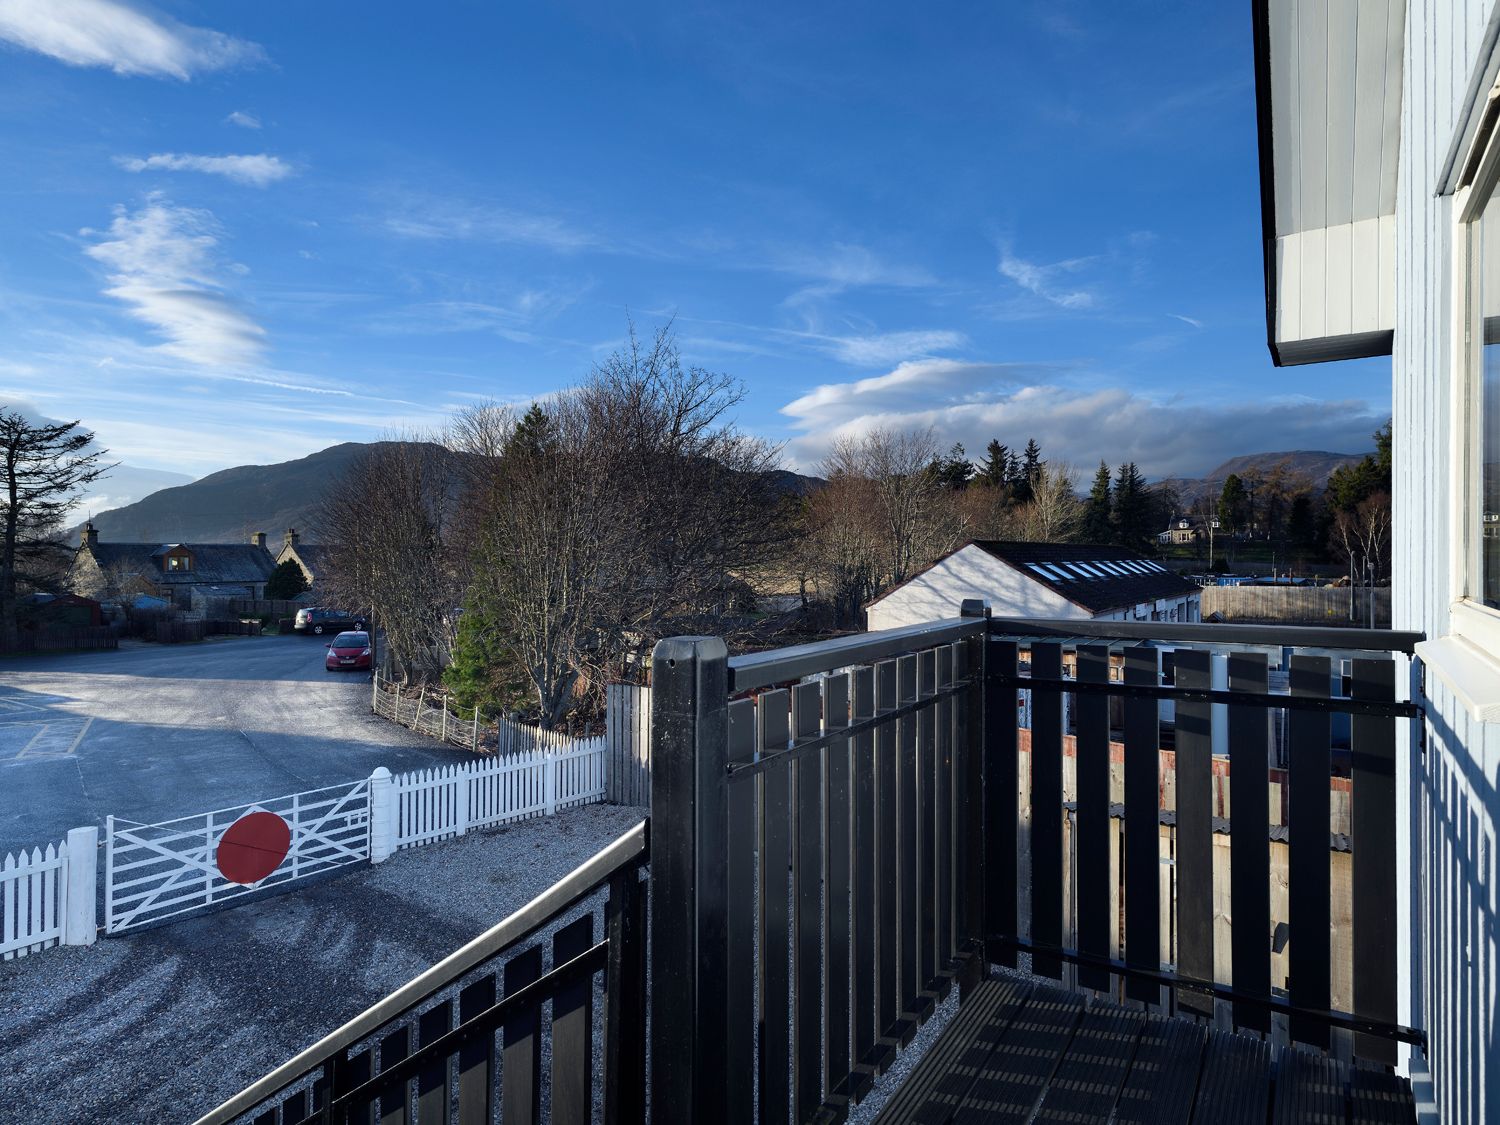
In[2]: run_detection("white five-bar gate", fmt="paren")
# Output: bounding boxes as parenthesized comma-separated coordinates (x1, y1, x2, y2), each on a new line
(105, 780, 372, 934)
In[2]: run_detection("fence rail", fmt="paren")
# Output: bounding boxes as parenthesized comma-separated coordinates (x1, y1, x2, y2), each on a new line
(373, 674, 484, 751)
(3, 626, 118, 654)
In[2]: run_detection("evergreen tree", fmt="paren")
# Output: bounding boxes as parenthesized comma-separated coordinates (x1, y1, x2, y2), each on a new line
(1286, 494, 1318, 556)
(1021, 438, 1044, 482)
(1112, 462, 1152, 551)
(979, 440, 1011, 488)
(935, 442, 973, 490)
(508, 403, 554, 459)
(1011, 438, 1043, 506)
(264, 558, 310, 600)
(1081, 460, 1113, 543)
(1218, 473, 1249, 534)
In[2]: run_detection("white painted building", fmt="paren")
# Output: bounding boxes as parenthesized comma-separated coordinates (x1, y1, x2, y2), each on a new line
(1258, 1, 1500, 1119)
(865, 540, 1200, 631)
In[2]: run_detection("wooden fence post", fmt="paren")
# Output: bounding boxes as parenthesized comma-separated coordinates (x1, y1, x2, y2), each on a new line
(63, 825, 98, 946)
(648, 635, 730, 1122)
(472, 706, 480, 752)
(455, 763, 471, 836)
(415, 688, 425, 733)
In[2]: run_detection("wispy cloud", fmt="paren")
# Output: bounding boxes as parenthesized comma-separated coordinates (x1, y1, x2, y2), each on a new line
(1169, 313, 1203, 328)
(996, 243, 1097, 309)
(115, 153, 294, 187)
(0, 0, 265, 79)
(224, 110, 261, 129)
(82, 198, 267, 367)
(780, 358, 1383, 477)
(381, 195, 598, 252)
(811, 328, 966, 366)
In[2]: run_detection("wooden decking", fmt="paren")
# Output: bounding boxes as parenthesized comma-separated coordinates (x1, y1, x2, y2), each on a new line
(874, 977, 1416, 1124)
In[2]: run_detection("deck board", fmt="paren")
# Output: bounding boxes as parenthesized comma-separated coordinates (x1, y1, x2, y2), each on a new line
(870, 974, 1417, 1125)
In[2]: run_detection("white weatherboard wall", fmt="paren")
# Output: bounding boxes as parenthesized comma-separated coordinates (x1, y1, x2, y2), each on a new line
(866, 545, 1088, 631)
(1392, 2, 1500, 1122)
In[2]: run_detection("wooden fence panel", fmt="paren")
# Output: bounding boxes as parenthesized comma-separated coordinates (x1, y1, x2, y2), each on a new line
(606, 684, 651, 807)
(1200, 585, 1391, 627)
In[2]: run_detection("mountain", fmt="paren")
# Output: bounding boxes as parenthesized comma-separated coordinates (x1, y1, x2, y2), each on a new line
(1157, 450, 1370, 506)
(74, 443, 827, 545)
(75, 465, 196, 519)
(73, 443, 392, 544)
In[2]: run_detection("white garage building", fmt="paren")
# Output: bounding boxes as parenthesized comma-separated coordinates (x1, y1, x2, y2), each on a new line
(864, 540, 1200, 630)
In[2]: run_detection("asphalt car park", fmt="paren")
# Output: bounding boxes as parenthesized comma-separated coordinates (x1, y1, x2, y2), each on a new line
(0, 633, 473, 855)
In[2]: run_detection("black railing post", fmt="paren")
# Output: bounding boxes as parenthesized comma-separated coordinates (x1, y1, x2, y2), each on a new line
(957, 600, 987, 995)
(648, 635, 730, 1122)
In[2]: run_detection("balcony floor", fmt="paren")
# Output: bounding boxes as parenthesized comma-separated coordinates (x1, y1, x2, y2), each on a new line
(874, 976, 1415, 1124)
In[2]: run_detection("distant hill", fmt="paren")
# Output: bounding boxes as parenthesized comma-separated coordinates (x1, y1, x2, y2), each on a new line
(72, 443, 399, 544)
(73, 442, 826, 545)
(1158, 450, 1370, 506)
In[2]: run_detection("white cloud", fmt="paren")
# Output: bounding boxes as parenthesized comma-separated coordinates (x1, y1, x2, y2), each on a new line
(224, 110, 261, 129)
(115, 152, 294, 187)
(1169, 313, 1203, 328)
(997, 244, 1096, 309)
(780, 358, 1385, 477)
(83, 198, 267, 367)
(0, 0, 265, 79)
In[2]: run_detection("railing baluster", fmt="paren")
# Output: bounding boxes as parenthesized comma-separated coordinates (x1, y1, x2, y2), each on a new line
(1075, 643, 1112, 992)
(758, 687, 792, 1125)
(726, 698, 758, 1125)
(604, 868, 646, 1125)
(917, 648, 938, 993)
(956, 631, 986, 970)
(1175, 648, 1214, 1018)
(792, 679, 824, 1123)
(822, 672, 853, 1101)
(1351, 657, 1398, 1065)
(378, 1026, 409, 1125)
(455, 976, 495, 1125)
(345, 1049, 376, 1125)
(850, 665, 878, 1082)
(501, 946, 542, 1125)
(896, 652, 922, 1032)
(875, 659, 900, 1056)
(416, 1001, 451, 1124)
(1288, 654, 1332, 1049)
(935, 645, 954, 973)
(551, 915, 594, 1125)
(1228, 652, 1271, 1034)
(1031, 641, 1064, 979)
(1124, 646, 1162, 1005)
(986, 639, 1020, 971)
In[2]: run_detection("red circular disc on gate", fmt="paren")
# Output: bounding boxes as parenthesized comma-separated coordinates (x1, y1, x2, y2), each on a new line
(216, 811, 292, 885)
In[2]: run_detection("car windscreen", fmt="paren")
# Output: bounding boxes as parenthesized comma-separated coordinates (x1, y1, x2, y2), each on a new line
(331, 633, 368, 648)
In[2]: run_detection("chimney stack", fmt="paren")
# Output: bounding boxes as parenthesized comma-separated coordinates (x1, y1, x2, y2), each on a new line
(283, 528, 299, 550)
(82, 521, 99, 548)
(251, 531, 268, 550)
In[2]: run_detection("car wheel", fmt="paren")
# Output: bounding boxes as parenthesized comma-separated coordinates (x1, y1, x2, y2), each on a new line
(313, 624, 324, 635)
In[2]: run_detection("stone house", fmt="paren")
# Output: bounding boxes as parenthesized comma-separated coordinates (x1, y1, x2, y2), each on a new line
(68, 522, 278, 609)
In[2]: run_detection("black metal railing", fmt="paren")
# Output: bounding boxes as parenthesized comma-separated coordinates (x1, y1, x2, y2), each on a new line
(194, 821, 649, 1125)
(649, 621, 989, 1123)
(980, 613, 1425, 1063)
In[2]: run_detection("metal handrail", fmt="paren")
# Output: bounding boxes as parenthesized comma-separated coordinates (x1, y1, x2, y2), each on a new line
(988, 615, 1424, 653)
(193, 819, 649, 1125)
(728, 616, 984, 692)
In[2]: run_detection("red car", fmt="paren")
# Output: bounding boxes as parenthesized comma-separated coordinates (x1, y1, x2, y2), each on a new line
(324, 631, 372, 672)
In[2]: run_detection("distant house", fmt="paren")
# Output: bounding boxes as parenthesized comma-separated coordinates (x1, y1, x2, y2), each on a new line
(274, 528, 331, 590)
(865, 540, 1201, 630)
(1156, 516, 1217, 546)
(68, 522, 277, 609)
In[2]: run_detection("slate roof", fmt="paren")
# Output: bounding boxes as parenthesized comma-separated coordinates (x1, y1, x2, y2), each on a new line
(286, 543, 331, 577)
(969, 540, 1198, 614)
(868, 539, 1198, 617)
(84, 542, 277, 586)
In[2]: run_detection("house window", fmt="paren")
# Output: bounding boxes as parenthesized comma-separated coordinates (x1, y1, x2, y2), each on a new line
(167, 554, 191, 572)
(1472, 187, 1500, 607)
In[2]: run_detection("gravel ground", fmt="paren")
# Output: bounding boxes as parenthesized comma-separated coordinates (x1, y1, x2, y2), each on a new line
(0, 803, 644, 1125)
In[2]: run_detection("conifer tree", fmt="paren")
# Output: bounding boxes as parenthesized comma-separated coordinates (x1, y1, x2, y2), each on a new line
(1111, 462, 1152, 551)
(1082, 460, 1113, 543)
(979, 440, 1011, 488)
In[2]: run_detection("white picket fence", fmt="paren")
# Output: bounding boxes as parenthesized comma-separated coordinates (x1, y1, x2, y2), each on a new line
(2, 827, 97, 958)
(392, 737, 606, 850)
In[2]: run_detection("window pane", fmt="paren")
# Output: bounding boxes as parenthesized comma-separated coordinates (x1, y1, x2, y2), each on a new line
(1480, 191, 1500, 607)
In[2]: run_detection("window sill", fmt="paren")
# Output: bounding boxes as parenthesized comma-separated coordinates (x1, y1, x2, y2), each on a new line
(1415, 633, 1500, 723)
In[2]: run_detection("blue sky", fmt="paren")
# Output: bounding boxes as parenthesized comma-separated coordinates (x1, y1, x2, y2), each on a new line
(0, 0, 1390, 502)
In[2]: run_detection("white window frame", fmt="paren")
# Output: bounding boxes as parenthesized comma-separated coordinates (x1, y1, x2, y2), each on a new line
(1451, 101, 1500, 656)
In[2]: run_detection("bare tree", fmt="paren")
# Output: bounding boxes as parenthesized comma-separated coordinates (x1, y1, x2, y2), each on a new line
(319, 439, 466, 684)
(0, 410, 113, 647)
(1330, 491, 1392, 582)
(1014, 463, 1081, 543)
(801, 470, 883, 628)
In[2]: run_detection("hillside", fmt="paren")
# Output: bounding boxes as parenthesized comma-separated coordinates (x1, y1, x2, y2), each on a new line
(77, 443, 824, 544)
(1158, 450, 1369, 506)
(75, 443, 393, 543)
